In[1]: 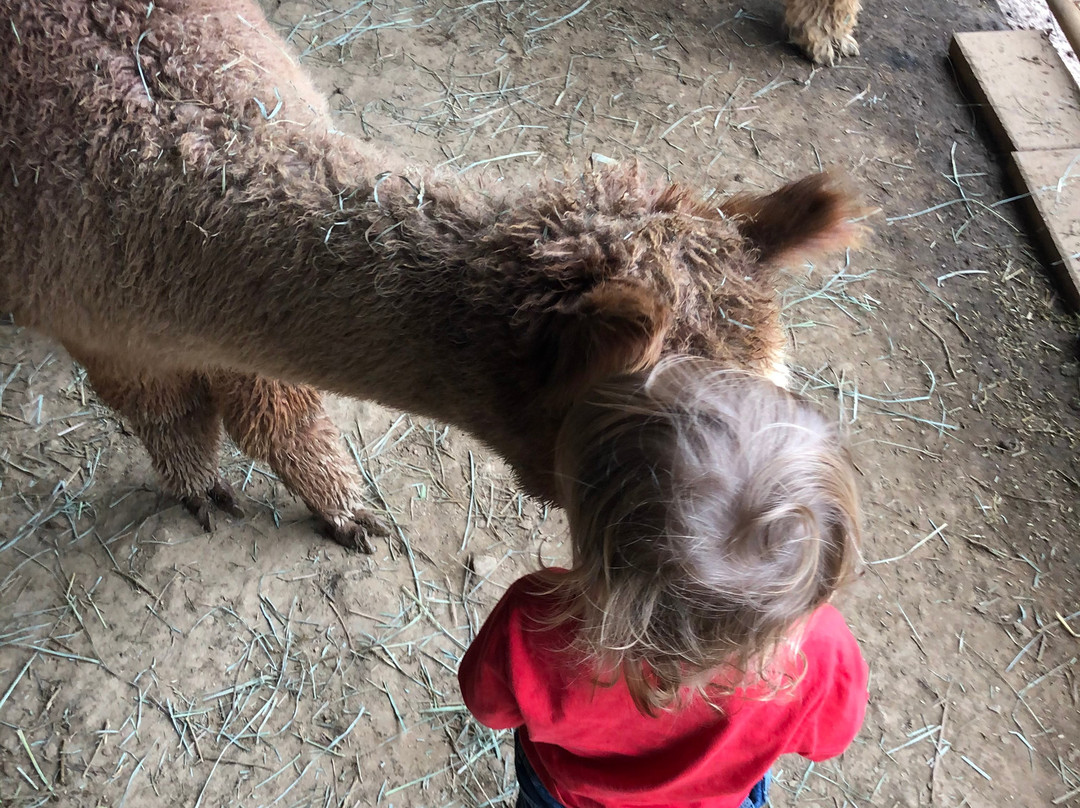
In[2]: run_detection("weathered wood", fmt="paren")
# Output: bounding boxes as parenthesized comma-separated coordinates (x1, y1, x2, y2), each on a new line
(951, 29, 1080, 308)
(1007, 149, 1080, 309)
(950, 30, 1080, 153)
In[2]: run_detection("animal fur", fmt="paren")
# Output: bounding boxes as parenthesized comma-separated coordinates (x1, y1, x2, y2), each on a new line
(0, 0, 862, 551)
(784, 0, 863, 66)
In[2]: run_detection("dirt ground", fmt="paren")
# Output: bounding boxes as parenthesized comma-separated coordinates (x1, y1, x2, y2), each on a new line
(2, 0, 1079, 806)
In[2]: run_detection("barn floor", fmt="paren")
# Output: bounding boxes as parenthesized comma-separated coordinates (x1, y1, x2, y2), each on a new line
(1, 0, 1078, 806)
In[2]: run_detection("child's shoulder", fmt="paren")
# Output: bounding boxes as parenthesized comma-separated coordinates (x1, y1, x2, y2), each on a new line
(803, 604, 859, 646)
(805, 603, 855, 634)
(797, 604, 866, 682)
(502, 569, 569, 603)
(493, 569, 575, 626)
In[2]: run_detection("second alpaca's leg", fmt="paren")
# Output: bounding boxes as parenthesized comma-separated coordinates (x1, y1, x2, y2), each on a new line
(216, 373, 389, 553)
(784, 0, 862, 66)
(74, 354, 243, 529)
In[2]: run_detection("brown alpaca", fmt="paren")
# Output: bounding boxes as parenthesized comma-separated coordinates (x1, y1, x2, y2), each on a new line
(0, 0, 861, 552)
(784, 0, 863, 65)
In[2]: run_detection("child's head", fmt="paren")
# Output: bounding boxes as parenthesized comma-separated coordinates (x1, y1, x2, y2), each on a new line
(550, 356, 861, 714)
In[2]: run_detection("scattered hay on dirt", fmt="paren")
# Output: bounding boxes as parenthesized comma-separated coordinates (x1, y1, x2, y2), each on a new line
(2, 0, 1078, 806)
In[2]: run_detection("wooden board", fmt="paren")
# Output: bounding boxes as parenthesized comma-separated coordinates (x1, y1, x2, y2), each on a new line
(1007, 148, 1080, 309)
(950, 30, 1080, 153)
(951, 29, 1080, 308)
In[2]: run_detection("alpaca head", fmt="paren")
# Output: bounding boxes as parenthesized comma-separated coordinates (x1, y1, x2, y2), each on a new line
(508, 167, 862, 405)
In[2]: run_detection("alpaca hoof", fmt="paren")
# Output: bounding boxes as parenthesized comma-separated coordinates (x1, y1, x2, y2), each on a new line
(803, 32, 842, 66)
(794, 28, 859, 66)
(806, 37, 838, 67)
(181, 496, 216, 532)
(208, 479, 245, 517)
(181, 479, 245, 532)
(838, 34, 860, 59)
(317, 509, 391, 554)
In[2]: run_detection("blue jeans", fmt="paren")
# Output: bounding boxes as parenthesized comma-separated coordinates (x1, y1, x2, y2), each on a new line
(513, 732, 771, 808)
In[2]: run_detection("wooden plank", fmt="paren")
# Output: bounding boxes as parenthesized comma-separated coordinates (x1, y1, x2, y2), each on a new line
(950, 30, 1080, 153)
(1007, 148, 1080, 309)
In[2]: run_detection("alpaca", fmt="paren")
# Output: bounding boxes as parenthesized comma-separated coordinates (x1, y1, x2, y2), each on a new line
(0, 0, 861, 552)
(784, 0, 863, 66)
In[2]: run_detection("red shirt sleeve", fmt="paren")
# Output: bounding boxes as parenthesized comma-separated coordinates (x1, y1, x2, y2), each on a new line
(790, 605, 869, 761)
(457, 579, 529, 730)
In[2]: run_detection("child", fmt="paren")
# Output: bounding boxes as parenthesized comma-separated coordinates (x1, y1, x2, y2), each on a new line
(459, 358, 868, 808)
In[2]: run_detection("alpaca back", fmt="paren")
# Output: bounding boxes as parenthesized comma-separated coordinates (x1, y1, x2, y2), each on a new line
(0, 0, 863, 505)
(0, 0, 340, 332)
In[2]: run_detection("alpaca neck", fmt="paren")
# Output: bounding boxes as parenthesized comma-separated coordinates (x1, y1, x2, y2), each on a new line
(175, 148, 561, 494)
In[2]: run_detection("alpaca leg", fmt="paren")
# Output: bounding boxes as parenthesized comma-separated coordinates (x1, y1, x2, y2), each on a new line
(74, 354, 243, 530)
(784, 0, 862, 66)
(216, 373, 389, 553)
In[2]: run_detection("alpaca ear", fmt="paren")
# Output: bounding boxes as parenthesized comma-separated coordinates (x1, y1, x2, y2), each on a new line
(720, 172, 866, 267)
(545, 281, 670, 399)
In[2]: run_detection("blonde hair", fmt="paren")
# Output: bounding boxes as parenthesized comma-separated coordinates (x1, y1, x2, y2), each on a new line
(544, 357, 861, 715)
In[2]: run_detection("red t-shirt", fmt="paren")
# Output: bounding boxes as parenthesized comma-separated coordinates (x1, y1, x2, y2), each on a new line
(458, 572, 868, 808)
